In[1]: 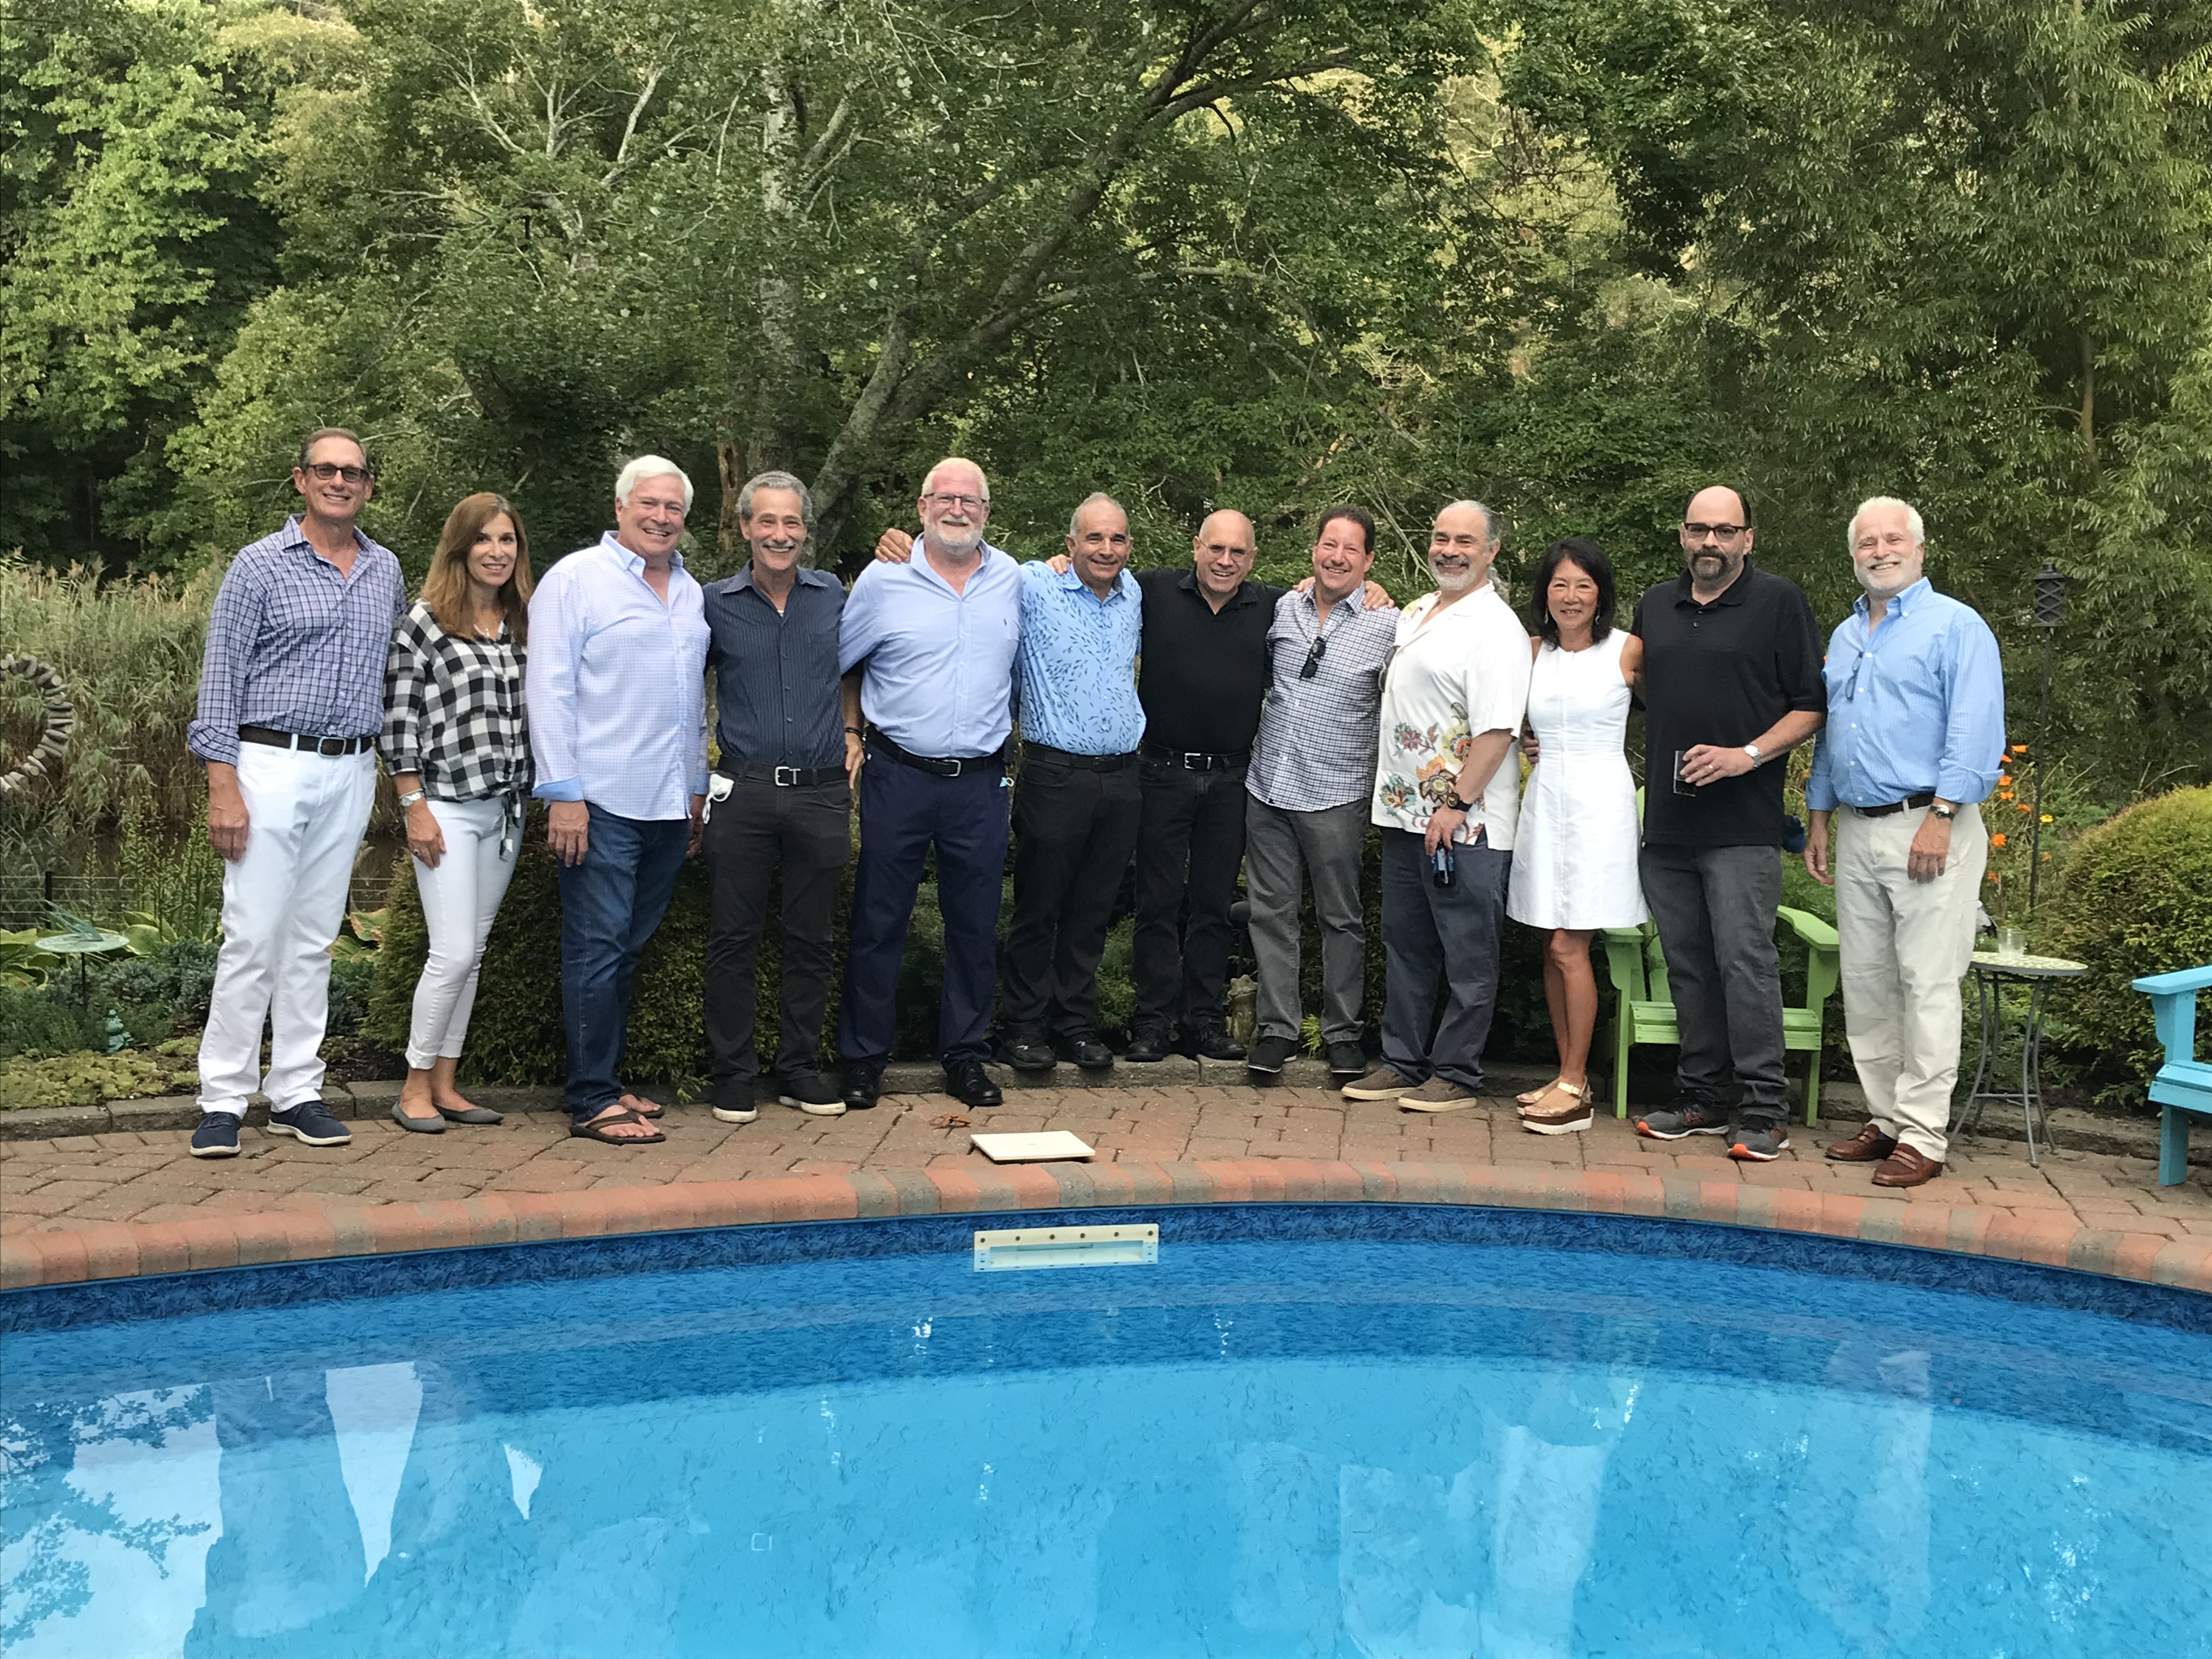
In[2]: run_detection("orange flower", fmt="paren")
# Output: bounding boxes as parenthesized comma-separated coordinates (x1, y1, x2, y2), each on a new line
(2011, 743, 2029, 753)
(1998, 791, 2014, 802)
(1985, 871, 2000, 883)
(2016, 802, 2030, 814)
(1990, 832, 2007, 848)
(1997, 774, 2012, 786)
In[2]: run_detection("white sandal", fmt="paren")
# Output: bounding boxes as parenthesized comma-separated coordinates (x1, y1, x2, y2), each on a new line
(1522, 1080, 1593, 1135)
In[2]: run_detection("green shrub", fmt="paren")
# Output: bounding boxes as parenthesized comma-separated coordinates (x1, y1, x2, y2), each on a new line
(2043, 786, 2212, 1093)
(0, 985, 107, 1058)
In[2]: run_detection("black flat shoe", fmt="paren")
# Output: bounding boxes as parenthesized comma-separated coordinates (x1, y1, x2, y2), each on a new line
(1001, 1038, 1058, 1073)
(944, 1059, 1003, 1109)
(1123, 1028, 1172, 1063)
(1057, 1033, 1113, 1070)
(839, 1062, 883, 1110)
(1185, 1026, 1247, 1062)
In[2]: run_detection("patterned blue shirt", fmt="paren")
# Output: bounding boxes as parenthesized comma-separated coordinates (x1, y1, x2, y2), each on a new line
(527, 533, 709, 821)
(187, 517, 407, 766)
(1015, 561, 1144, 755)
(839, 545, 1023, 759)
(1806, 577, 2006, 811)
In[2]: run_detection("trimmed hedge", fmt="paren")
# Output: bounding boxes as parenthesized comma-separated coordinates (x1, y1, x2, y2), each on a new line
(2044, 786, 2212, 1092)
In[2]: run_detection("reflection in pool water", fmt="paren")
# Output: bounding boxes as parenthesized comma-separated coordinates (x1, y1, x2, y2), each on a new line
(3, 1208, 2209, 1658)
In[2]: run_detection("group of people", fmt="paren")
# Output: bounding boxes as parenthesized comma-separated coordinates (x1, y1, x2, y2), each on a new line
(184, 430, 2004, 1189)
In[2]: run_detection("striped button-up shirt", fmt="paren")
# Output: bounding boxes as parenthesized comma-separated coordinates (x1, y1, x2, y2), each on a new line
(186, 517, 407, 766)
(1249, 587, 1401, 812)
(526, 533, 709, 821)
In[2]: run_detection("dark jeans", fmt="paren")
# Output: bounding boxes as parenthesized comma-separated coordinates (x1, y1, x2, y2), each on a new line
(1379, 827, 1510, 1091)
(1131, 760, 1249, 1037)
(704, 776, 851, 1086)
(1000, 755, 1142, 1041)
(555, 803, 689, 1124)
(1638, 842, 1789, 1122)
(837, 752, 1011, 1065)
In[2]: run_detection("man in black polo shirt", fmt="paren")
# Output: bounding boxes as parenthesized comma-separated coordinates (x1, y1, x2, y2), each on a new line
(700, 471, 861, 1124)
(1630, 485, 1826, 1162)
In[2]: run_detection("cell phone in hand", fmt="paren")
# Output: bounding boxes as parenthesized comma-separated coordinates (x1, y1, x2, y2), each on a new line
(1672, 750, 1697, 795)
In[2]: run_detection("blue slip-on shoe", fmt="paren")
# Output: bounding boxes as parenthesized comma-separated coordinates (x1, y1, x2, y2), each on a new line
(189, 1112, 241, 1159)
(266, 1099, 353, 1147)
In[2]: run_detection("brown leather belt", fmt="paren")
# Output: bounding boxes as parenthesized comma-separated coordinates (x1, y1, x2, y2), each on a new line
(1853, 792, 1936, 818)
(240, 726, 372, 756)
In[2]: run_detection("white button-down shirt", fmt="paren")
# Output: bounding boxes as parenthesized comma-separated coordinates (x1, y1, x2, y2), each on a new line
(527, 533, 709, 821)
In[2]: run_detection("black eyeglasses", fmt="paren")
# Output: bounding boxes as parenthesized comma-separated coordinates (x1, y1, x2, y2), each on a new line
(303, 462, 371, 484)
(1682, 521, 1748, 541)
(1299, 636, 1327, 679)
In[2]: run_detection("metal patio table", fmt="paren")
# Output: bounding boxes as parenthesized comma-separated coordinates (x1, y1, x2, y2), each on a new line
(1953, 951, 2087, 1168)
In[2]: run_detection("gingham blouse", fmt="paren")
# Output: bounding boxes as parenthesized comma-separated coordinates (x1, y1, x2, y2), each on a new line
(380, 600, 532, 801)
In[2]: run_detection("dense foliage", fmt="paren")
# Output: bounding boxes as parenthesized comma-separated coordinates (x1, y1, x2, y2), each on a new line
(4, 0, 2208, 803)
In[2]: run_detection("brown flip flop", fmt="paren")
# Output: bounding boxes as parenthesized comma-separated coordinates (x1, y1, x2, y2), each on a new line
(569, 1109, 664, 1146)
(618, 1092, 665, 1120)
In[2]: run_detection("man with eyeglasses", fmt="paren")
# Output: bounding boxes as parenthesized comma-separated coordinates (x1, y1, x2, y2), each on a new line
(185, 427, 406, 1159)
(1245, 505, 1401, 1081)
(1630, 484, 1826, 1162)
(1803, 497, 2004, 1188)
(839, 458, 1023, 1111)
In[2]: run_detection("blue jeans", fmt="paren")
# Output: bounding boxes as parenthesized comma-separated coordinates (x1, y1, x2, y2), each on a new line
(556, 803, 689, 1122)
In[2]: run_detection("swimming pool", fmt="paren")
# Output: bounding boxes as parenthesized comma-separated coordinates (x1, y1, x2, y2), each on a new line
(4, 1205, 2209, 1658)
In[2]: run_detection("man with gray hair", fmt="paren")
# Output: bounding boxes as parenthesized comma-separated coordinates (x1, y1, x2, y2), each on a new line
(528, 453, 710, 1145)
(1804, 495, 2005, 1187)
(699, 470, 861, 1125)
(1344, 500, 1531, 1110)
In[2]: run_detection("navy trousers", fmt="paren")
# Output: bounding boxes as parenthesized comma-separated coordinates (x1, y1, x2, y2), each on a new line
(555, 803, 689, 1122)
(837, 753, 1011, 1066)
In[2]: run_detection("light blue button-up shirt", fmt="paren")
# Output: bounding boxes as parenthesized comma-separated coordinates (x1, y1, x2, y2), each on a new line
(526, 533, 709, 821)
(1805, 578, 2006, 811)
(1014, 561, 1144, 755)
(839, 544, 1023, 758)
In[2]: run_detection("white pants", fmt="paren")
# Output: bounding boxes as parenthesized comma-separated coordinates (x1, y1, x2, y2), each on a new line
(404, 795, 517, 1070)
(1835, 802, 1987, 1161)
(198, 744, 377, 1116)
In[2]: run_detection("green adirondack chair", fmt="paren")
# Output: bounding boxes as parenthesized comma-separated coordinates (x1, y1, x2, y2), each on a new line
(1600, 907, 1841, 1124)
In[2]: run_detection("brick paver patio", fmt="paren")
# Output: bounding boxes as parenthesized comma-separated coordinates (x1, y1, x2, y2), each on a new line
(6, 1084, 2208, 1243)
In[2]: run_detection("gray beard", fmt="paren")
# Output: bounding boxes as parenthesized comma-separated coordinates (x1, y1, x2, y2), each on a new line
(1430, 566, 1478, 594)
(928, 526, 983, 558)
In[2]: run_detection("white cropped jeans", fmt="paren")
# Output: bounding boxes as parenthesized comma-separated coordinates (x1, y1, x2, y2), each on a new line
(198, 744, 377, 1117)
(405, 795, 518, 1071)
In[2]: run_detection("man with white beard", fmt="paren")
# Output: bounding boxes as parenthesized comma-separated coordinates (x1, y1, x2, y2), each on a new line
(1341, 501, 1532, 1109)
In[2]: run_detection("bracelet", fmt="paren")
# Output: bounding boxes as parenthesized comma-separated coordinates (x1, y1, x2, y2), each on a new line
(845, 725, 864, 737)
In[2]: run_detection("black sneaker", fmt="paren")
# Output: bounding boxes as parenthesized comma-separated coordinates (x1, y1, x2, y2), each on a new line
(1634, 1101, 1730, 1140)
(775, 1069, 845, 1117)
(1326, 1041, 1366, 1079)
(1184, 1025, 1247, 1062)
(1124, 1026, 1173, 1063)
(1729, 1124, 1792, 1162)
(1001, 1036, 1058, 1072)
(839, 1062, 882, 1110)
(266, 1099, 352, 1147)
(1247, 1035, 1296, 1076)
(711, 1079, 758, 1124)
(1057, 1032, 1113, 1070)
(189, 1112, 241, 1159)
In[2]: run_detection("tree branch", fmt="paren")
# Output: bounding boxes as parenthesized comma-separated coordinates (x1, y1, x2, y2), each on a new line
(601, 64, 665, 185)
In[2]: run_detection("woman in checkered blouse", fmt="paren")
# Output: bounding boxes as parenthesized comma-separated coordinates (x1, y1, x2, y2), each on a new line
(380, 493, 535, 1132)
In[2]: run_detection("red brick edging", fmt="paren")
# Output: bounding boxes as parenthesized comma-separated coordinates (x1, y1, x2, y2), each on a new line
(4, 1158, 2207, 1294)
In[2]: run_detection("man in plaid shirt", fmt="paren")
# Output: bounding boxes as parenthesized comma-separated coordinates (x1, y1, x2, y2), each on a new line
(185, 428, 405, 1159)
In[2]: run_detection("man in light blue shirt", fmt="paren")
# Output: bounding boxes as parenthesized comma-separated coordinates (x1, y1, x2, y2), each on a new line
(836, 456, 1023, 1110)
(1804, 495, 2005, 1187)
(997, 493, 1147, 1072)
(526, 455, 710, 1145)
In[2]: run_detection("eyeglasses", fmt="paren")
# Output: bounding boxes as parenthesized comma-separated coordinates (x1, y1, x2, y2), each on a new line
(1682, 521, 1748, 541)
(925, 492, 987, 513)
(1299, 636, 1327, 679)
(303, 462, 372, 484)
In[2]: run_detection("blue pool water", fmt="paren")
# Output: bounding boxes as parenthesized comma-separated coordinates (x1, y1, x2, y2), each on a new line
(3, 1206, 2210, 1658)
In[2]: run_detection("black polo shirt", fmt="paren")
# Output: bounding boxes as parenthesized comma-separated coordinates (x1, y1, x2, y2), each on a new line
(1134, 568, 1286, 755)
(703, 563, 847, 769)
(1631, 561, 1824, 848)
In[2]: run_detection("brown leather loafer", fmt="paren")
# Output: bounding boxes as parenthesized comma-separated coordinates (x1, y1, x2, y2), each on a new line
(1826, 1121, 1899, 1163)
(1871, 1144, 1942, 1187)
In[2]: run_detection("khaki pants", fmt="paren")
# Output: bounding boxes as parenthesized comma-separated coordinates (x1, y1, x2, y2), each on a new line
(1835, 802, 1987, 1160)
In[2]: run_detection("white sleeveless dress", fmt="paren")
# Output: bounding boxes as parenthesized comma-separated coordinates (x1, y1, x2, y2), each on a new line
(1506, 631, 1647, 930)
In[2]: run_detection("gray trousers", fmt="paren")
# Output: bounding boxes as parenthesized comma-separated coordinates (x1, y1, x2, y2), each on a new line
(1245, 796, 1369, 1045)
(1638, 843, 1789, 1122)
(1379, 827, 1510, 1091)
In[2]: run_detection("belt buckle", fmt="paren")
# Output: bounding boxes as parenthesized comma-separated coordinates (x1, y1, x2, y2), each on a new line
(774, 765, 800, 787)
(941, 757, 965, 777)
(317, 736, 347, 757)
(1182, 752, 1206, 770)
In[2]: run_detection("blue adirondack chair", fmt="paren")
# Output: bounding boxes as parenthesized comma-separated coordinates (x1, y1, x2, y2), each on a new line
(2131, 963, 2212, 1186)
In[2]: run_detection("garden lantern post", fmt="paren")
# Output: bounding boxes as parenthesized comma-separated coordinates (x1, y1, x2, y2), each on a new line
(2026, 562, 2069, 924)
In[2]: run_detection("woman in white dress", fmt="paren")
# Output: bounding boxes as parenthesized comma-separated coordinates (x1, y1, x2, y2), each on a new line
(1506, 537, 1645, 1133)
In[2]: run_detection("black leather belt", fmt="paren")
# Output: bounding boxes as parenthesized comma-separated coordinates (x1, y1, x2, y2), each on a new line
(718, 760, 843, 788)
(867, 732, 1005, 778)
(1853, 792, 1936, 818)
(1141, 742, 1250, 772)
(1023, 742, 1137, 772)
(240, 726, 371, 756)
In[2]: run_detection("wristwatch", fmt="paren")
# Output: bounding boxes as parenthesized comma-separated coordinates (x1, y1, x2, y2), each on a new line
(1929, 801, 1957, 821)
(1741, 743, 1763, 765)
(396, 789, 426, 810)
(1444, 789, 1472, 812)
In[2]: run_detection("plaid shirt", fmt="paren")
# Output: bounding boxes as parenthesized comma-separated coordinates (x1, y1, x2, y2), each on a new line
(187, 517, 407, 766)
(380, 600, 532, 801)
(1248, 587, 1400, 811)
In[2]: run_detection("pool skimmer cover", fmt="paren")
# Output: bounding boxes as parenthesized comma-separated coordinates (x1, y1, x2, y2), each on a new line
(972, 1223, 1160, 1271)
